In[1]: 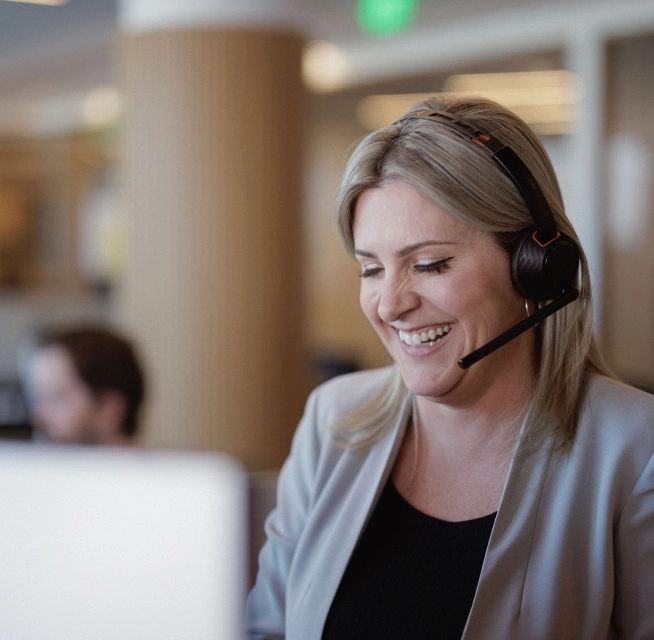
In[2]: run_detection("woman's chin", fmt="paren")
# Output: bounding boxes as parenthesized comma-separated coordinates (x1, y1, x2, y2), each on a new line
(398, 367, 464, 401)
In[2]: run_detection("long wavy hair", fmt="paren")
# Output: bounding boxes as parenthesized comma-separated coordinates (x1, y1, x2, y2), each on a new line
(331, 95, 614, 452)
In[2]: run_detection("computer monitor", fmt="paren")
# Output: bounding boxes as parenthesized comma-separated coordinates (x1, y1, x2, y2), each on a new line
(0, 443, 248, 640)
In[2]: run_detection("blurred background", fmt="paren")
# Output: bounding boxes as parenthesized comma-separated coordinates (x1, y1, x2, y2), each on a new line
(0, 0, 652, 471)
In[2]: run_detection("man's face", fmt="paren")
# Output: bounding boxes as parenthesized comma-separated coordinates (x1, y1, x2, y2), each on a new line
(28, 346, 105, 444)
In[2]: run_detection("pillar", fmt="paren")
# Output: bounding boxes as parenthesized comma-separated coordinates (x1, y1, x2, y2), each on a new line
(564, 30, 606, 337)
(115, 0, 308, 470)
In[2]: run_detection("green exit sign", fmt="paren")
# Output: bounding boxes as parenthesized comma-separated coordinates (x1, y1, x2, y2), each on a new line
(356, 0, 419, 36)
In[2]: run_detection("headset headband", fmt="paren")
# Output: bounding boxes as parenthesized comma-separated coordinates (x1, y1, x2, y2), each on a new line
(396, 109, 558, 244)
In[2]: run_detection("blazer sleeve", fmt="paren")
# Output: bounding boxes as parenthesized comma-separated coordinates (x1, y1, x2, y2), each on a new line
(245, 386, 324, 640)
(612, 450, 654, 639)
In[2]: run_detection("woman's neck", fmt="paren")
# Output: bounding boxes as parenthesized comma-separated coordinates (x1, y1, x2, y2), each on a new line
(392, 358, 536, 521)
(414, 351, 537, 460)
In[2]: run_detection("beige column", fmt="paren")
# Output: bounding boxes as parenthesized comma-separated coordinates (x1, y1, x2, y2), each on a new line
(115, 1, 308, 470)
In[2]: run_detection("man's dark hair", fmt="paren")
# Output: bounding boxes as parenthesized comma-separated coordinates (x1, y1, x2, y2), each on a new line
(37, 326, 145, 438)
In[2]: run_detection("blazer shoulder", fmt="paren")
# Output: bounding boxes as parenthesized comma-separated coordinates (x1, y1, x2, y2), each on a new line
(579, 373, 654, 459)
(309, 366, 396, 423)
(585, 374, 654, 424)
(285, 366, 398, 467)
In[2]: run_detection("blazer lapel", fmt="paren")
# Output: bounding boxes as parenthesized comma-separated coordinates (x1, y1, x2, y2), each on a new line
(462, 438, 555, 638)
(292, 393, 412, 639)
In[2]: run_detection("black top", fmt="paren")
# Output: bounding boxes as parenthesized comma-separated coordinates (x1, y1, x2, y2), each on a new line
(322, 479, 496, 640)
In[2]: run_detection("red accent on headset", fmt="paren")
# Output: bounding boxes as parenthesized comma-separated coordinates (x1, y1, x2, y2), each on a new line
(532, 229, 561, 247)
(471, 139, 485, 148)
(478, 134, 491, 142)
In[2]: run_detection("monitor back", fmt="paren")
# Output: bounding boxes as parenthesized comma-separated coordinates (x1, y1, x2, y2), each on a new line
(0, 443, 248, 640)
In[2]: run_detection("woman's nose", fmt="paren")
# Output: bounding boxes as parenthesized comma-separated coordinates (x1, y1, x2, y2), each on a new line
(377, 274, 419, 322)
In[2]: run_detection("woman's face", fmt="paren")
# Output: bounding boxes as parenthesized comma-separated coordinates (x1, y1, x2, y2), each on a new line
(353, 181, 533, 405)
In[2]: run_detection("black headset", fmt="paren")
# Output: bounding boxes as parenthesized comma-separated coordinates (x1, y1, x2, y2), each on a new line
(397, 109, 580, 302)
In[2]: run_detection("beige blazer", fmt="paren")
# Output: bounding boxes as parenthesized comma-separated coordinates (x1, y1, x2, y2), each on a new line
(246, 368, 654, 639)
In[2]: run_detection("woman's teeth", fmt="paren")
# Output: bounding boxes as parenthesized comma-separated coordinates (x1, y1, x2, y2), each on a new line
(399, 324, 453, 347)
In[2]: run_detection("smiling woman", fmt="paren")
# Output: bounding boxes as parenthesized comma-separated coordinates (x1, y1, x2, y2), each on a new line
(247, 96, 654, 640)
(353, 181, 529, 410)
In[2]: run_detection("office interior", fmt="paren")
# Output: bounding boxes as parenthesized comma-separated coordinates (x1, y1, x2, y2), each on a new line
(0, 0, 653, 478)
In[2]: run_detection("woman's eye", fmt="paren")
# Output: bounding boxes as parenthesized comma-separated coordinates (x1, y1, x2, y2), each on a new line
(359, 266, 383, 278)
(414, 258, 453, 274)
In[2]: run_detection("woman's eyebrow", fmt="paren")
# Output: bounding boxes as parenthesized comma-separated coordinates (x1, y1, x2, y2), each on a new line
(396, 240, 454, 258)
(354, 249, 377, 258)
(354, 240, 458, 260)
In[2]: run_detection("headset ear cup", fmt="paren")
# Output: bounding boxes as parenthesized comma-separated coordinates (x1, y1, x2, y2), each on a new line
(511, 227, 580, 301)
(510, 228, 534, 299)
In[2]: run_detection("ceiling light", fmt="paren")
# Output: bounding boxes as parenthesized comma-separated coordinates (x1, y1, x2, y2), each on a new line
(302, 41, 353, 94)
(444, 70, 577, 93)
(82, 86, 122, 129)
(357, 93, 433, 130)
(1, 0, 70, 5)
(356, 71, 583, 135)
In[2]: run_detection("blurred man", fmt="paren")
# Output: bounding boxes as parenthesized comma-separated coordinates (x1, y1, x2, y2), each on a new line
(26, 326, 145, 445)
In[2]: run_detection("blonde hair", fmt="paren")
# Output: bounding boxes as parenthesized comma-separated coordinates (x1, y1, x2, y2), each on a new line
(331, 96, 614, 451)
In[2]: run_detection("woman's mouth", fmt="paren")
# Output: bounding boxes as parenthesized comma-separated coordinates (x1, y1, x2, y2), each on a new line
(398, 323, 453, 347)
